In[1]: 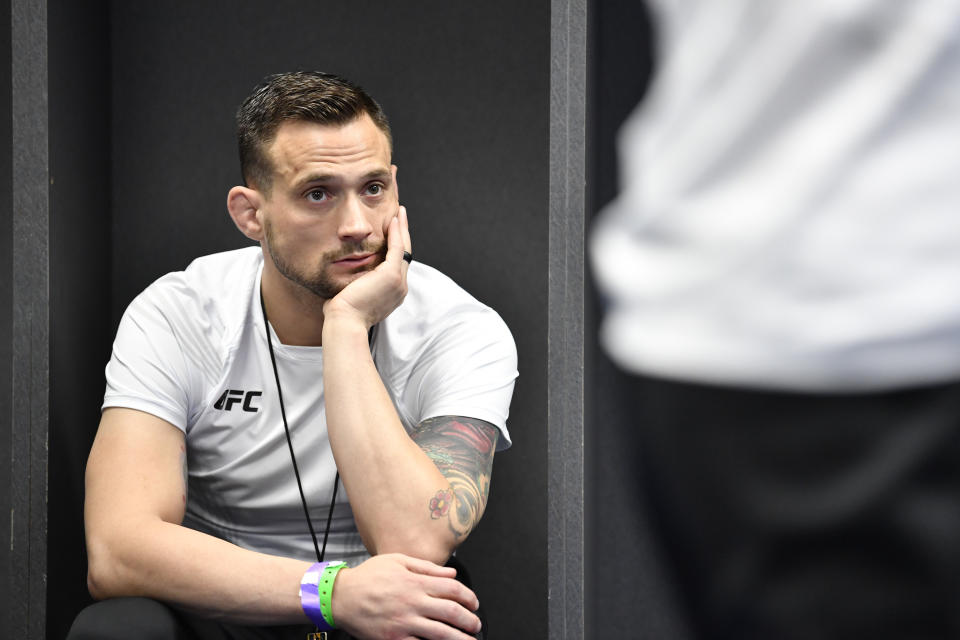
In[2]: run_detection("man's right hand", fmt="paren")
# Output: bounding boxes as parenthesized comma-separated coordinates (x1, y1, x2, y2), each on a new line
(332, 553, 482, 640)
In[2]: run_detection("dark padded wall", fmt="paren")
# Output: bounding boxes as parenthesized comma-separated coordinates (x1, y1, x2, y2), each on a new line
(46, 1, 112, 638)
(1, 1, 13, 634)
(586, 1, 691, 638)
(104, 2, 549, 638)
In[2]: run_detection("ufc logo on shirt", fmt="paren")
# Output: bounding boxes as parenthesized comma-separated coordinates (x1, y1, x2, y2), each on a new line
(214, 389, 262, 412)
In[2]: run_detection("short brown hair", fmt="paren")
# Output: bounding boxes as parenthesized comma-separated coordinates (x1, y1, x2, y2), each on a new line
(236, 71, 392, 192)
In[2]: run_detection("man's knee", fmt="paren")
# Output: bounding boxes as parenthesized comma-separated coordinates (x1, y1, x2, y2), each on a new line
(68, 597, 185, 640)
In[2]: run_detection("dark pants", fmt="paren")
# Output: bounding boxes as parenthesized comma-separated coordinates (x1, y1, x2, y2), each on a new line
(627, 374, 960, 640)
(68, 555, 485, 640)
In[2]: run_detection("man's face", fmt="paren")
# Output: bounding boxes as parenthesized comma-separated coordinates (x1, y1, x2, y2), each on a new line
(259, 115, 397, 300)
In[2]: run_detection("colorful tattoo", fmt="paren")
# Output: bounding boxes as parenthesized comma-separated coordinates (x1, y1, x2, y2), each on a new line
(429, 489, 454, 519)
(412, 416, 499, 539)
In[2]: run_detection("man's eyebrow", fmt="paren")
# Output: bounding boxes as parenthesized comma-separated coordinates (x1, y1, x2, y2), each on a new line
(293, 173, 337, 188)
(293, 169, 392, 190)
(360, 169, 392, 182)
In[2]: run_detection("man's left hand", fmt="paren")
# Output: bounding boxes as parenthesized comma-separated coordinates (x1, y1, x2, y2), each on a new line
(323, 205, 413, 329)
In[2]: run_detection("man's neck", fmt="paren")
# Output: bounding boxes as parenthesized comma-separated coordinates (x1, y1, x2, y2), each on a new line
(260, 266, 327, 347)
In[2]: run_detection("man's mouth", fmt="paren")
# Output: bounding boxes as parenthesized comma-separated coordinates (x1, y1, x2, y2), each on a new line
(332, 253, 377, 267)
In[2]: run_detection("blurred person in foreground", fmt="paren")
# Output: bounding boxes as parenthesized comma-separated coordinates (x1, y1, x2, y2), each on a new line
(591, 2, 960, 639)
(68, 71, 517, 640)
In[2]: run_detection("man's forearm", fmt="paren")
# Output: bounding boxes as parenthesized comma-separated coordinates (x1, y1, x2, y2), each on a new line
(86, 518, 482, 638)
(87, 517, 310, 625)
(322, 314, 458, 563)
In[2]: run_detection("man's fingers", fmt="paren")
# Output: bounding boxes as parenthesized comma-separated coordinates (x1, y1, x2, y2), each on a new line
(423, 576, 478, 611)
(400, 205, 412, 255)
(395, 554, 479, 612)
(397, 554, 458, 578)
(409, 617, 481, 640)
(386, 214, 404, 262)
(419, 598, 482, 637)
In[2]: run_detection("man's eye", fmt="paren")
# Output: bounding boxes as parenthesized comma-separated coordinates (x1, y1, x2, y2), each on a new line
(366, 184, 383, 196)
(306, 189, 328, 202)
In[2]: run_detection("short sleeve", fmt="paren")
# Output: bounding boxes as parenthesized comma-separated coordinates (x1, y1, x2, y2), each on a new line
(409, 308, 518, 450)
(103, 291, 198, 432)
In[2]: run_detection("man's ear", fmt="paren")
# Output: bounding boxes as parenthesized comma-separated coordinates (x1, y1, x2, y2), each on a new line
(227, 186, 265, 241)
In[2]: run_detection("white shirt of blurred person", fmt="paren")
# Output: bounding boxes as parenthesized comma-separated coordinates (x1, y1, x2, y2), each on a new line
(589, 4, 960, 639)
(592, 0, 960, 392)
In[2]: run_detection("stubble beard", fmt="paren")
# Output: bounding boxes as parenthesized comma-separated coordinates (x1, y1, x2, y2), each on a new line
(264, 221, 387, 300)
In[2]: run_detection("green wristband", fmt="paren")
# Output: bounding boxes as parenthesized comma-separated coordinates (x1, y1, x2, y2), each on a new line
(318, 561, 347, 628)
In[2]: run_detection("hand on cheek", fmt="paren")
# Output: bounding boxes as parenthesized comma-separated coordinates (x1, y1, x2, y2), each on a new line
(382, 213, 393, 237)
(322, 207, 410, 329)
(383, 205, 401, 240)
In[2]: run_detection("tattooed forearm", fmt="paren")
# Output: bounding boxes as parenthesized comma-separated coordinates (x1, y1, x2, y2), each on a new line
(412, 415, 499, 539)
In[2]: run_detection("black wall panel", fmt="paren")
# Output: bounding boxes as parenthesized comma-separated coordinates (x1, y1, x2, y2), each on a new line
(46, 1, 112, 637)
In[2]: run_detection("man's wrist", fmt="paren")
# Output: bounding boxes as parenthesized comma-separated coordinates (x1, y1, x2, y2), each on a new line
(300, 561, 348, 630)
(322, 310, 373, 341)
(329, 566, 352, 632)
(319, 562, 348, 628)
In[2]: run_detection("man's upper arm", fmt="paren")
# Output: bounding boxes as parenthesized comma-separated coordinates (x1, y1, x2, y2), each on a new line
(402, 294, 518, 450)
(410, 415, 499, 540)
(86, 408, 188, 542)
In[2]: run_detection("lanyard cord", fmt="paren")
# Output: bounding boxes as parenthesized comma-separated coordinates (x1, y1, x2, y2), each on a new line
(259, 288, 339, 563)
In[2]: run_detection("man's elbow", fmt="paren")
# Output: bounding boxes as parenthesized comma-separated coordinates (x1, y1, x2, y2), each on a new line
(85, 533, 133, 600)
(86, 565, 112, 601)
(374, 531, 459, 566)
(86, 555, 117, 600)
(413, 539, 459, 566)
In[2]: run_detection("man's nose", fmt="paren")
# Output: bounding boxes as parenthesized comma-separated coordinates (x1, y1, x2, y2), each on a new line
(337, 195, 374, 241)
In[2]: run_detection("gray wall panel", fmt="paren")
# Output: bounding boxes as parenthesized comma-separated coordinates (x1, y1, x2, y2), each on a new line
(10, 0, 50, 637)
(1, 0, 13, 635)
(548, 1, 586, 638)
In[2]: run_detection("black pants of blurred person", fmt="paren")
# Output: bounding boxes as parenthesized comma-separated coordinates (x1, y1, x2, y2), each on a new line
(629, 374, 960, 640)
(67, 555, 485, 640)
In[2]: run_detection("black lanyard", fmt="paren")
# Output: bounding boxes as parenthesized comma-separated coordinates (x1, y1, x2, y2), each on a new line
(259, 287, 339, 563)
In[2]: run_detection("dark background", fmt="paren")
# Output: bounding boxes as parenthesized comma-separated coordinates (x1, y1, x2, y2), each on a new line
(43, 2, 549, 638)
(0, 2, 12, 635)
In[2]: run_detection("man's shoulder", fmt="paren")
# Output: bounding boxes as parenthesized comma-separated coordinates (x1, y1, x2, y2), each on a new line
(142, 247, 261, 298)
(403, 262, 490, 319)
(380, 261, 518, 442)
(180, 246, 263, 288)
(392, 261, 513, 343)
(130, 246, 261, 336)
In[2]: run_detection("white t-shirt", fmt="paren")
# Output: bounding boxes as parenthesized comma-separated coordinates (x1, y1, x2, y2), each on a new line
(591, 0, 960, 391)
(103, 247, 518, 564)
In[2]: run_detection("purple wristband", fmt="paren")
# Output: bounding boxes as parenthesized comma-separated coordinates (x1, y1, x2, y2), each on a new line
(300, 562, 334, 631)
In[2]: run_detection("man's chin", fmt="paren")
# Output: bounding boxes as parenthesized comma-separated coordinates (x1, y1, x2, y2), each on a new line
(314, 267, 375, 298)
